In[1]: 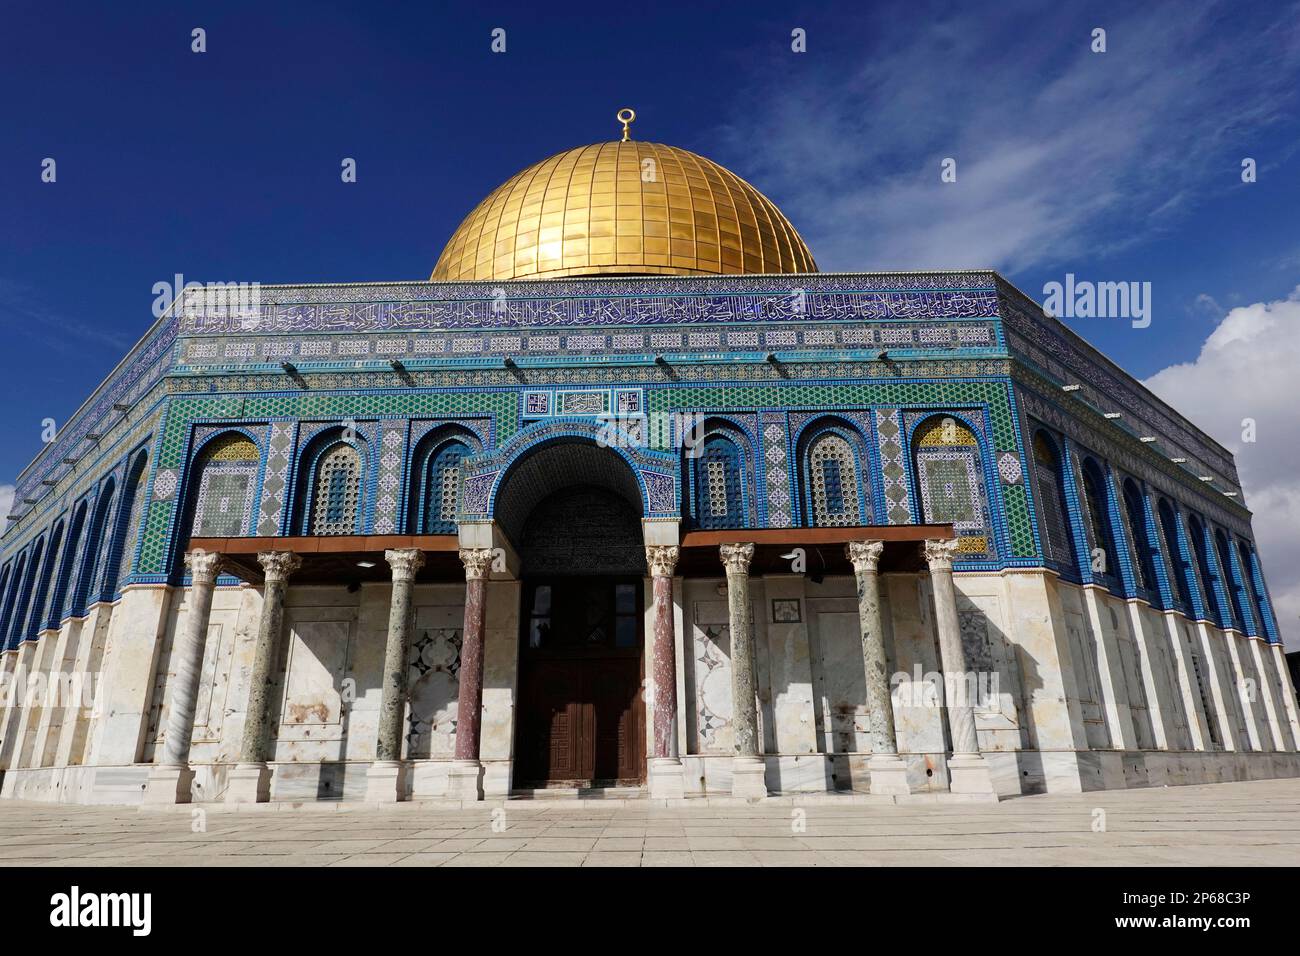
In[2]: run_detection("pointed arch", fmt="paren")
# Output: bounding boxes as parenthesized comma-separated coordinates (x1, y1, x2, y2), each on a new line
(187, 432, 261, 539)
(408, 426, 480, 534)
(101, 448, 149, 598)
(1077, 456, 1120, 585)
(1031, 429, 1076, 570)
(69, 477, 116, 617)
(797, 416, 872, 527)
(911, 414, 994, 558)
(2, 553, 28, 650)
(292, 427, 368, 536)
(1187, 514, 1224, 626)
(688, 419, 752, 530)
(48, 500, 89, 628)
(26, 520, 64, 637)
(1157, 498, 1194, 612)
(1121, 477, 1159, 600)
(1215, 529, 1248, 632)
(7, 540, 43, 647)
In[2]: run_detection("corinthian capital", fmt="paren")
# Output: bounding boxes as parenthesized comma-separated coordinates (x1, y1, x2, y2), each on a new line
(719, 542, 755, 575)
(645, 545, 680, 578)
(257, 550, 301, 584)
(384, 548, 426, 583)
(923, 538, 960, 572)
(185, 549, 225, 584)
(459, 547, 495, 581)
(845, 540, 885, 574)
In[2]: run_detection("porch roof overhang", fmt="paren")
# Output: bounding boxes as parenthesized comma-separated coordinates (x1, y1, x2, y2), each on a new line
(188, 535, 461, 585)
(189, 523, 955, 584)
(676, 524, 954, 577)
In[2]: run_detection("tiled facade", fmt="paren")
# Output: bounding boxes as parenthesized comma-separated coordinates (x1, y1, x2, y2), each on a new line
(0, 270, 1297, 805)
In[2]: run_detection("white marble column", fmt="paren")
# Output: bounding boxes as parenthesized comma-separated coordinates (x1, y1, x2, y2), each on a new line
(226, 550, 300, 804)
(366, 548, 425, 803)
(143, 549, 223, 804)
(847, 541, 910, 795)
(721, 542, 767, 799)
(924, 539, 996, 796)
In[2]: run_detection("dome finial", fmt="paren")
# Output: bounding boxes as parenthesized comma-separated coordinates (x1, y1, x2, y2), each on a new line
(616, 107, 636, 142)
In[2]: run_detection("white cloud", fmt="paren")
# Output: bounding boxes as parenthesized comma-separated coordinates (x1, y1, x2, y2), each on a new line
(1143, 287, 1300, 650)
(0, 485, 12, 522)
(716, 1, 1300, 274)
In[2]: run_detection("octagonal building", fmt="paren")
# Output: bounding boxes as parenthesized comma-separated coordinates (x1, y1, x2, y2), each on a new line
(1, 130, 1296, 807)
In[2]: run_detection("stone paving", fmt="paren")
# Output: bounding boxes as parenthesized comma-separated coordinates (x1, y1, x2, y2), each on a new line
(0, 778, 1296, 867)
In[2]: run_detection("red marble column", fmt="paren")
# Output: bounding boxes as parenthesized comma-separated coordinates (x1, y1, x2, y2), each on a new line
(646, 546, 681, 759)
(453, 549, 494, 763)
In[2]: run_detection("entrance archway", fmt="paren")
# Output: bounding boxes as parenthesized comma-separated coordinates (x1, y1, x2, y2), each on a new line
(493, 441, 648, 788)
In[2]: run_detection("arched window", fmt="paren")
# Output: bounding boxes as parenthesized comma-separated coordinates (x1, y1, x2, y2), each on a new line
(26, 521, 63, 637)
(1235, 542, 1264, 636)
(7, 541, 42, 646)
(912, 415, 992, 558)
(70, 479, 116, 617)
(103, 450, 148, 598)
(1157, 499, 1193, 610)
(1121, 478, 1159, 598)
(1078, 458, 1119, 583)
(692, 426, 748, 530)
(1240, 543, 1276, 640)
(190, 434, 260, 538)
(2, 553, 28, 649)
(0, 564, 12, 646)
(1188, 515, 1223, 625)
(1215, 530, 1247, 631)
(800, 423, 868, 527)
(308, 442, 363, 535)
(48, 501, 88, 627)
(1032, 430, 1076, 569)
(409, 431, 477, 534)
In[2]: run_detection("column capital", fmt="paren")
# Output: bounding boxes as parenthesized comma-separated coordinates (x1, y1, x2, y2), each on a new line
(256, 550, 301, 584)
(846, 540, 886, 574)
(185, 549, 224, 584)
(923, 538, 960, 572)
(459, 547, 495, 581)
(719, 542, 755, 575)
(384, 548, 425, 583)
(645, 545, 680, 578)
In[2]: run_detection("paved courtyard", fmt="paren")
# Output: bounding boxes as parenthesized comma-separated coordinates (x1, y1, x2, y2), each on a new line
(0, 778, 1296, 867)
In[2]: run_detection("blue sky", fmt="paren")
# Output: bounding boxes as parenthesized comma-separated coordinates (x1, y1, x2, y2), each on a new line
(3, 0, 1300, 638)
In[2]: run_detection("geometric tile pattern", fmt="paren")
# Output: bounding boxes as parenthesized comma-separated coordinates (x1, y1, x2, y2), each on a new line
(372, 420, 408, 535)
(256, 421, 296, 536)
(759, 412, 792, 528)
(874, 408, 913, 524)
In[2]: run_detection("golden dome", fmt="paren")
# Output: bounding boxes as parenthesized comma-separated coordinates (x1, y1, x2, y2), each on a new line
(431, 140, 817, 282)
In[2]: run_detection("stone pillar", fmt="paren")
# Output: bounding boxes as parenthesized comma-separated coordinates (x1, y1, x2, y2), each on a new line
(721, 542, 766, 799)
(366, 548, 425, 803)
(646, 545, 684, 799)
(847, 540, 910, 796)
(225, 550, 299, 804)
(448, 547, 493, 801)
(924, 539, 996, 797)
(143, 550, 223, 804)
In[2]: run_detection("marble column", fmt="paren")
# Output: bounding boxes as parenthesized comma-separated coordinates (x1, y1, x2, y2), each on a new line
(143, 549, 223, 805)
(226, 550, 300, 804)
(721, 542, 767, 799)
(646, 545, 684, 799)
(448, 547, 493, 801)
(366, 548, 426, 803)
(924, 539, 996, 796)
(847, 540, 910, 796)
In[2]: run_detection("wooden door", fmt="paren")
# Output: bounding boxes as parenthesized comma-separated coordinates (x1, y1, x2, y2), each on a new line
(515, 578, 645, 787)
